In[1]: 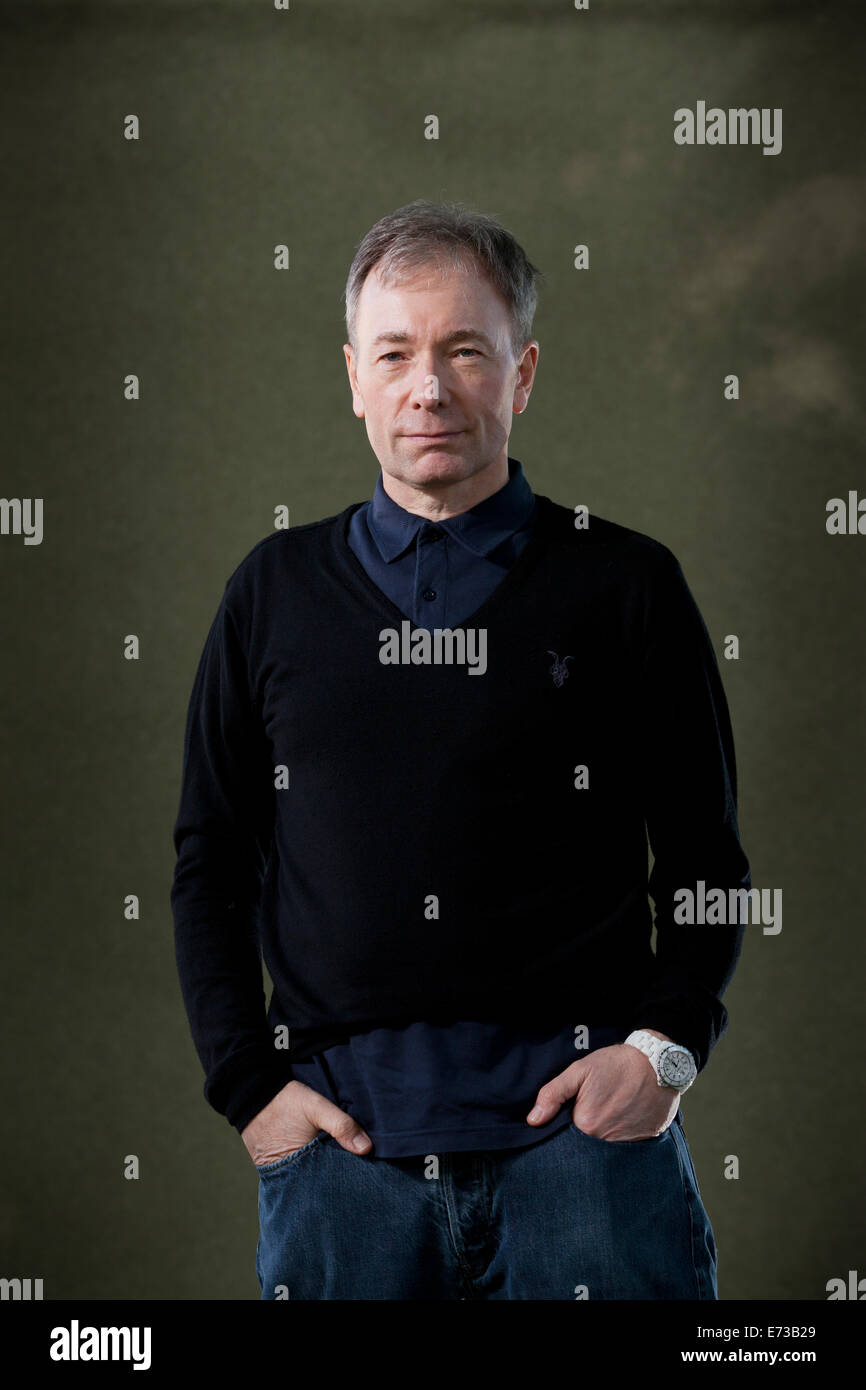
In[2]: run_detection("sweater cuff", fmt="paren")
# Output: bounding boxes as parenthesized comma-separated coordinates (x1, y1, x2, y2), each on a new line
(626, 1001, 725, 1076)
(204, 1046, 296, 1134)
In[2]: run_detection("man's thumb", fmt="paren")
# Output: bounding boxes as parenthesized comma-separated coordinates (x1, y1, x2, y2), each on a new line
(526, 1060, 588, 1125)
(313, 1096, 373, 1154)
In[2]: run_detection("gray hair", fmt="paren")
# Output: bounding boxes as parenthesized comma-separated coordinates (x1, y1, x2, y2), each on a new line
(344, 199, 543, 359)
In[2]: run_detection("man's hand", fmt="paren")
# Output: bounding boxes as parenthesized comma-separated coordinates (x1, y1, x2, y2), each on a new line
(241, 1079, 373, 1166)
(526, 1031, 681, 1141)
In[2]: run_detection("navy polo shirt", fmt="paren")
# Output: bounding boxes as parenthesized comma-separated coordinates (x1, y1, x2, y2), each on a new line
(288, 457, 629, 1156)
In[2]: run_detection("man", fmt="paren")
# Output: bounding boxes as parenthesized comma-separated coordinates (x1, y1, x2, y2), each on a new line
(171, 199, 750, 1300)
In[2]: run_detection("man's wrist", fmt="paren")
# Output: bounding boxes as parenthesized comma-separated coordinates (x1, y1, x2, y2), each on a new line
(623, 1027, 673, 1072)
(623, 1028, 697, 1092)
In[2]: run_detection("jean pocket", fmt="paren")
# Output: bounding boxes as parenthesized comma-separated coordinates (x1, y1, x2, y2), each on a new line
(254, 1132, 325, 1175)
(570, 1121, 669, 1148)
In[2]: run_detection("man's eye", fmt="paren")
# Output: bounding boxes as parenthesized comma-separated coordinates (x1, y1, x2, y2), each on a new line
(379, 348, 479, 362)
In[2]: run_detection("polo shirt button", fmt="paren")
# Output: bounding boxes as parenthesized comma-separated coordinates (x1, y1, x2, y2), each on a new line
(422, 588, 437, 601)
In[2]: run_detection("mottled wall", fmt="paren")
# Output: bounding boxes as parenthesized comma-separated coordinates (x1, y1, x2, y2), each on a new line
(1, 0, 863, 1300)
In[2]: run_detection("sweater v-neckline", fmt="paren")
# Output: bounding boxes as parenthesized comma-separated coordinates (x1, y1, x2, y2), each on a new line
(334, 492, 554, 633)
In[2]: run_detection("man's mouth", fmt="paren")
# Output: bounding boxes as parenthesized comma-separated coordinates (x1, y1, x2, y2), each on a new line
(404, 431, 465, 439)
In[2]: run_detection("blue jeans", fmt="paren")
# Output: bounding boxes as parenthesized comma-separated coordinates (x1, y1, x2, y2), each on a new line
(255, 1111, 718, 1299)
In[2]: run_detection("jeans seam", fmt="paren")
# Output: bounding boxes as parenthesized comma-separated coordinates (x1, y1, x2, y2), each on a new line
(671, 1124, 708, 1299)
(439, 1160, 484, 1292)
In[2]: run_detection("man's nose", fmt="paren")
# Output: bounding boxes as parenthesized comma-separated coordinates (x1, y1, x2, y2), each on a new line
(408, 353, 450, 406)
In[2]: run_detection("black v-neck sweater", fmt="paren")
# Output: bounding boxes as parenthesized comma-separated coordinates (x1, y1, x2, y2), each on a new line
(170, 493, 751, 1131)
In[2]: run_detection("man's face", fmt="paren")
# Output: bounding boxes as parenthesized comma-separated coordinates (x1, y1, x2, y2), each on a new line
(343, 256, 538, 491)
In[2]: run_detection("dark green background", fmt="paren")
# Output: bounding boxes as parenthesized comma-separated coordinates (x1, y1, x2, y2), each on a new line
(1, 0, 863, 1299)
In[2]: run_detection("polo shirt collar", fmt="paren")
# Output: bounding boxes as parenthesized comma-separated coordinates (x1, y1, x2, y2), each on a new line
(365, 455, 535, 563)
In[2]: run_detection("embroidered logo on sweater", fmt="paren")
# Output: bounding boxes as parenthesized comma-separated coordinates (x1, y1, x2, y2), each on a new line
(379, 620, 487, 675)
(547, 651, 573, 687)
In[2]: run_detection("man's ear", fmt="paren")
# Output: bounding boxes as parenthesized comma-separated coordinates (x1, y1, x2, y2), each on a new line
(343, 343, 365, 419)
(513, 341, 539, 415)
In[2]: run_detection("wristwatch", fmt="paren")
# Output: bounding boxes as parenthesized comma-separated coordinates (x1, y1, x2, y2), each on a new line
(624, 1029, 697, 1093)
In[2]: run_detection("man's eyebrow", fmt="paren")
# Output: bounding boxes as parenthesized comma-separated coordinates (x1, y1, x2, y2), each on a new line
(370, 328, 497, 350)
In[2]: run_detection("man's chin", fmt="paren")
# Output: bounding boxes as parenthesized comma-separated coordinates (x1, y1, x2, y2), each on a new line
(391, 444, 475, 480)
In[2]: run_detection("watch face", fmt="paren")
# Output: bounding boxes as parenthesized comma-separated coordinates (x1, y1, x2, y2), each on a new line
(660, 1048, 694, 1086)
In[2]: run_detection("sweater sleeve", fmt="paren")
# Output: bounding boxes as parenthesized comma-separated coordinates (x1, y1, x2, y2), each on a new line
(170, 582, 294, 1132)
(628, 546, 751, 1073)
